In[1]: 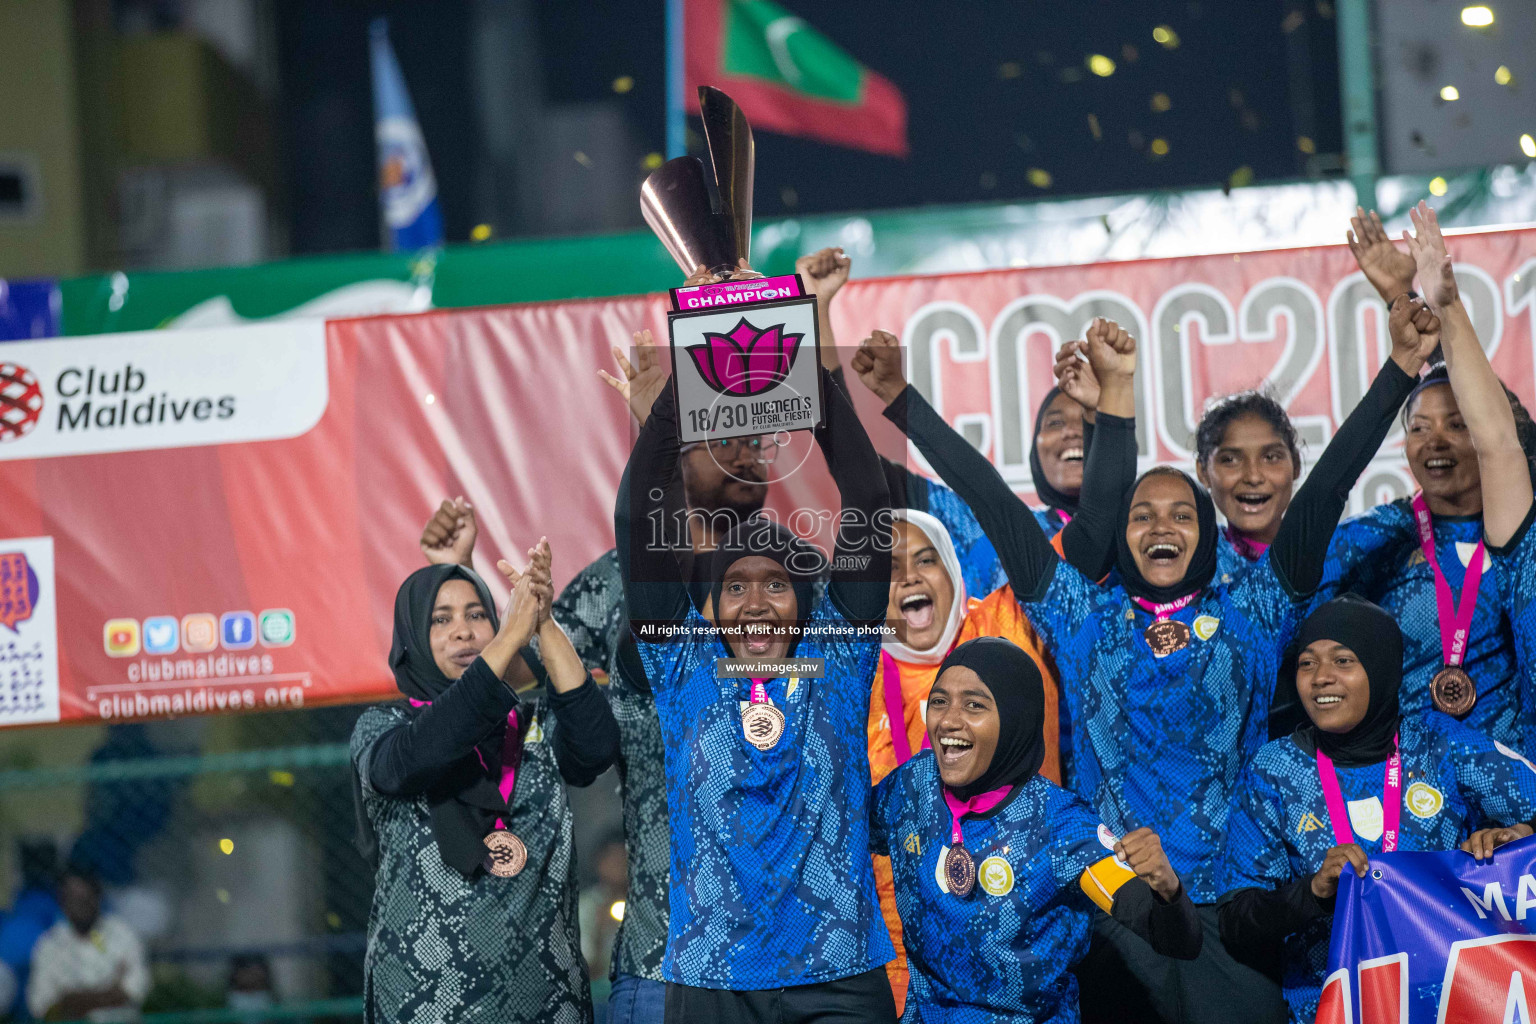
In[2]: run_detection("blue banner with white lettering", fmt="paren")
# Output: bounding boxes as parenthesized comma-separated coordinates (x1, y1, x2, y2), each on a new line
(1322, 836, 1536, 1023)
(369, 18, 444, 253)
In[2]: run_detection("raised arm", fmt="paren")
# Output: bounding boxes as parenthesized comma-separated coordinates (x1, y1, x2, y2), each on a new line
(815, 363, 893, 625)
(617, 370, 692, 624)
(512, 540, 619, 785)
(1266, 296, 1433, 596)
(1406, 201, 1534, 546)
(857, 330, 1061, 601)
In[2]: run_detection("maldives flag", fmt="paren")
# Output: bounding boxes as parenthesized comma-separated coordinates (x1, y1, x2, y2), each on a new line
(684, 0, 908, 157)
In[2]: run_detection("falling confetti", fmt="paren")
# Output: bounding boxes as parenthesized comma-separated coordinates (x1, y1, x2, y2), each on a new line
(1521, 134, 1536, 159)
(1440, 85, 1460, 101)
(1429, 176, 1449, 196)
(1229, 165, 1255, 188)
(642, 152, 664, 170)
(1496, 66, 1513, 86)
(1153, 25, 1180, 48)
(574, 151, 593, 168)
(1297, 136, 1316, 154)
(1088, 113, 1103, 140)
(1027, 168, 1053, 188)
(219, 838, 235, 855)
(470, 223, 493, 242)
(1151, 93, 1172, 112)
(1460, 6, 1493, 27)
(999, 61, 1023, 79)
(1087, 54, 1117, 77)
(612, 75, 635, 94)
(1150, 138, 1170, 156)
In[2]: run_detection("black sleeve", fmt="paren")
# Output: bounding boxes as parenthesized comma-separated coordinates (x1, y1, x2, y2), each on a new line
(366, 658, 517, 797)
(617, 383, 692, 624)
(816, 366, 893, 625)
(828, 366, 920, 516)
(546, 676, 620, 786)
(885, 385, 1060, 602)
(1109, 879, 1204, 961)
(1056, 411, 1138, 582)
(1217, 879, 1332, 974)
(1269, 361, 1417, 597)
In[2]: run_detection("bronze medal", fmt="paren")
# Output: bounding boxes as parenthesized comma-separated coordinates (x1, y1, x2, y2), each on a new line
(944, 844, 976, 897)
(741, 702, 786, 751)
(1144, 619, 1191, 658)
(482, 830, 527, 878)
(1430, 665, 1477, 717)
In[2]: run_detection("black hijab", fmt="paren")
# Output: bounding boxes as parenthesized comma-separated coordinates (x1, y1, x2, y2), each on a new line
(1290, 595, 1402, 766)
(1030, 387, 1081, 515)
(933, 637, 1047, 800)
(354, 564, 523, 877)
(708, 517, 825, 655)
(1115, 466, 1219, 604)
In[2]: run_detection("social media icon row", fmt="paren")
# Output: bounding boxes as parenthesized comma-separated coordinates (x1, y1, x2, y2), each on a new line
(104, 610, 295, 657)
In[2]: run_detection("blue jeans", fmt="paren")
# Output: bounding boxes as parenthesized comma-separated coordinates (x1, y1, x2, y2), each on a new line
(609, 972, 667, 1024)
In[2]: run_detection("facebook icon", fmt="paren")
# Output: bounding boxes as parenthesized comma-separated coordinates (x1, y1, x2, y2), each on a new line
(220, 611, 256, 651)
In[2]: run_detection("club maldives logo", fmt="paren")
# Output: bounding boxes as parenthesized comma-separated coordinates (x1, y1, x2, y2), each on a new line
(687, 318, 805, 397)
(0, 552, 39, 631)
(0, 363, 44, 443)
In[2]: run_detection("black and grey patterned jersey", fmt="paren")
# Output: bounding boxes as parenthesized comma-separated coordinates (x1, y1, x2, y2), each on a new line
(549, 549, 627, 679)
(351, 701, 592, 1024)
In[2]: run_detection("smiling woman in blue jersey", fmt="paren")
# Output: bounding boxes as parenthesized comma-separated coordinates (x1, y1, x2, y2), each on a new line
(853, 303, 1439, 1023)
(616, 365, 896, 1023)
(1217, 595, 1536, 1023)
(873, 636, 1201, 1023)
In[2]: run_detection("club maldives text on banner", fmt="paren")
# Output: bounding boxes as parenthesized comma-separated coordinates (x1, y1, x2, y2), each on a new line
(1, 229, 1534, 726)
(1322, 834, 1536, 1024)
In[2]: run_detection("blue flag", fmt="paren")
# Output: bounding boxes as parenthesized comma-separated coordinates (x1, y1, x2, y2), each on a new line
(370, 19, 444, 252)
(1324, 835, 1536, 1023)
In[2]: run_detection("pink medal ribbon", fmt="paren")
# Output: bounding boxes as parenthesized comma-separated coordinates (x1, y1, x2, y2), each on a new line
(1315, 734, 1401, 852)
(1411, 493, 1484, 672)
(410, 698, 521, 827)
(1223, 526, 1270, 562)
(1130, 592, 1198, 621)
(741, 677, 787, 750)
(880, 651, 932, 767)
(941, 785, 1013, 846)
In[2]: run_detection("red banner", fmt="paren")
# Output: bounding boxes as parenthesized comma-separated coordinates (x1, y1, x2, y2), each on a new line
(2, 229, 1534, 725)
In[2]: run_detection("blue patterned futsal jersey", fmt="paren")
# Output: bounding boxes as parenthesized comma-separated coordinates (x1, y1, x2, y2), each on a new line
(1218, 714, 1536, 1023)
(1324, 500, 1522, 746)
(1492, 504, 1536, 748)
(1022, 555, 1303, 903)
(872, 759, 1119, 1024)
(636, 594, 893, 989)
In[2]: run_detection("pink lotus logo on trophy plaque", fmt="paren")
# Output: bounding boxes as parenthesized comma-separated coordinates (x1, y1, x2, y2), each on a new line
(686, 318, 805, 397)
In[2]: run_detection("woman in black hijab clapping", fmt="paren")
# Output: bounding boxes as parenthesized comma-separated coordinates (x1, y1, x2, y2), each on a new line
(351, 538, 618, 1024)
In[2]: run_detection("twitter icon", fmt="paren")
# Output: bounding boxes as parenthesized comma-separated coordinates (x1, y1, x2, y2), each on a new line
(143, 616, 180, 655)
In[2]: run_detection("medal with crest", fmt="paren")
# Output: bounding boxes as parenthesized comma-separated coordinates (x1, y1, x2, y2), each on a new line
(1411, 495, 1481, 716)
(741, 679, 786, 751)
(482, 830, 527, 878)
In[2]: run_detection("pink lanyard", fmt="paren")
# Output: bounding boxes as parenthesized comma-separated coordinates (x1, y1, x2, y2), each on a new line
(1411, 493, 1485, 671)
(749, 678, 771, 706)
(1315, 734, 1401, 852)
(941, 785, 1012, 846)
(1223, 526, 1270, 562)
(410, 699, 521, 829)
(1130, 592, 1198, 621)
(880, 651, 932, 766)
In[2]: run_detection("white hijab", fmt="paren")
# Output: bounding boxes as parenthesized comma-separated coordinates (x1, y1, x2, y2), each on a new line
(885, 508, 968, 665)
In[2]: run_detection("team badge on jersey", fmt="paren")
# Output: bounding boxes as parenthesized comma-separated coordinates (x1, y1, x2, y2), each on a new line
(904, 833, 922, 855)
(978, 856, 1015, 897)
(1193, 615, 1220, 641)
(1406, 781, 1444, 818)
(525, 714, 544, 744)
(1296, 811, 1326, 834)
(1347, 797, 1384, 842)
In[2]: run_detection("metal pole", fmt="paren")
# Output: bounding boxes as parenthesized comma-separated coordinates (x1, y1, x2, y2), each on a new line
(666, 0, 686, 159)
(1336, 0, 1380, 209)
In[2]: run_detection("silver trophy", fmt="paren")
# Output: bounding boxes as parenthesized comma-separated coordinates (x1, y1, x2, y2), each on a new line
(641, 86, 755, 279)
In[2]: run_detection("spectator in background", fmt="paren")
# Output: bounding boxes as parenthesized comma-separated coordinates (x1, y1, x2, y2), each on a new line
(225, 954, 276, 1019)
(0, 840, 63, 1021)
(26, 869, 148, 1022)
(579, 832, 629, 981)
